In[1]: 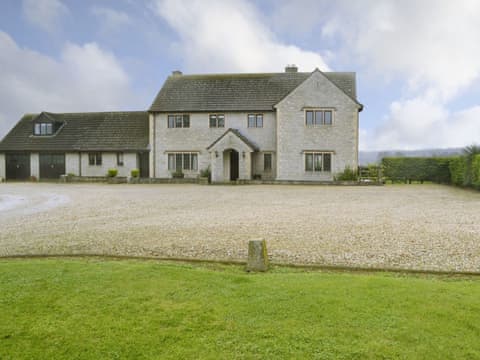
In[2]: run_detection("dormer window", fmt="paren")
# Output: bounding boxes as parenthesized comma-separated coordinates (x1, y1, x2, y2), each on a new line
(34, 123, 53, 136)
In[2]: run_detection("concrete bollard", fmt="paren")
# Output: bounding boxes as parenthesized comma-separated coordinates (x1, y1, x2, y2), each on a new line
(246, 239, 269, 272)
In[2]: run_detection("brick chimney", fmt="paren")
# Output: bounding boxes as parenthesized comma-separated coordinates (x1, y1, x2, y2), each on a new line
(285, 64, 298, 73)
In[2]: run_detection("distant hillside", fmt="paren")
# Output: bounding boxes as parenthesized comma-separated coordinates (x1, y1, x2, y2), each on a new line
(359, 148, 463, 165)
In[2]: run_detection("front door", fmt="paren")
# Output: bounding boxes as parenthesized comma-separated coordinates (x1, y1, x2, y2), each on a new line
(39, 153, 65, 179)
(138, 152, 149, 178)
(230, 150, 239, 181)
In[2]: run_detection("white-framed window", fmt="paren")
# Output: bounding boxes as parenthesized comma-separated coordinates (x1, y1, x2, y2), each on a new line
(264, 153, 272, 171)
(34, 122, 53, 135)
(248, 114, 263, 128)
(88, 152, 102, 166)
(117, 152, 124, 166)
(167, 152, 198, 171)
(209, 114, 225, 128)
(305, 109, 333, 126)
(167, 114, 190, 128)
(304, 152, 332, 172)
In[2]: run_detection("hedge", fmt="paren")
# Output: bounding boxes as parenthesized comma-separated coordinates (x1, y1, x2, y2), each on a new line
(472, 154, 480, 188)
(449, 157, 466, 186)
(381, 157, 452, 184)
(381, 149, 479, 190)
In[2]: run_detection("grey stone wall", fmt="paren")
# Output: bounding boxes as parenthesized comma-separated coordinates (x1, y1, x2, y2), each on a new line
(152, 112, 276, 179)
(275, 71, 360, 181)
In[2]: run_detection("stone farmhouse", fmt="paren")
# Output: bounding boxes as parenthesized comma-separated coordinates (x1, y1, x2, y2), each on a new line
(0, 65, 362, 182)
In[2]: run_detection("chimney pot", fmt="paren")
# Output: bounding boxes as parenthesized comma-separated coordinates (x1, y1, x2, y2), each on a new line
(285, 64, 298, 73)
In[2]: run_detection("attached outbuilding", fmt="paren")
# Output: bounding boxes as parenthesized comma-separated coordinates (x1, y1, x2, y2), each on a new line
(0, 111, 149, 181)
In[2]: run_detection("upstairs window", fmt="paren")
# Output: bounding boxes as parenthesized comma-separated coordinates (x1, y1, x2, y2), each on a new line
(248, 114, 263, 128)
(305, 110, 333, 126)
(88, 152, 102, 166)
(305, 152, 332, 172)
(209, 114, 225, 128)
(34, 123, 53, 136)
(167, 114, 190, 128)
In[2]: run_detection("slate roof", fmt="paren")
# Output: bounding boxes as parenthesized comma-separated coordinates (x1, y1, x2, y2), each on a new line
(206, 128, 259, 152)
(0, 111, 149, 152)
(149, 70, 360, 112)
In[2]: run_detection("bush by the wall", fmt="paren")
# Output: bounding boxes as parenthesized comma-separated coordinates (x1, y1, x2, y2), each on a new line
(130, 168, 140, 178)
(335, 166, 358, 181)
(107, 168, 118, 178)
(171, 170, 184, 179)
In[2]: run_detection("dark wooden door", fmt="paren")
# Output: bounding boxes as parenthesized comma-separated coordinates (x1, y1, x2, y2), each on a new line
(139, 152, 149, 178)
(40, 153, 65, 179)
(230, 150, 239, 181)
(6, 153, 30, 180)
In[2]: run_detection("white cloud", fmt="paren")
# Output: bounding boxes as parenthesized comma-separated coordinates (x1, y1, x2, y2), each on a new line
(91, 6, 131, 34)
(151, 0, 329, 73)
(22, 0, 68, 33)
(0, 31, 139, 138)
(318, 0, 480, 149)
(361, 98, 480, 150)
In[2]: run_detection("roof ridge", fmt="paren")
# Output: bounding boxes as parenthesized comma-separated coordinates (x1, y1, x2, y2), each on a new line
(24, 110, 148, 117)
(168, 71, 356, 78)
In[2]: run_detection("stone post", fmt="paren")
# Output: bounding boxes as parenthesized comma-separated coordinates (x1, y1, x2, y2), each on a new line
(246, 239, 269, 272)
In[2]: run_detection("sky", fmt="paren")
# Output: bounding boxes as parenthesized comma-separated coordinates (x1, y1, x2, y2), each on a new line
(0, 0, 479, 151)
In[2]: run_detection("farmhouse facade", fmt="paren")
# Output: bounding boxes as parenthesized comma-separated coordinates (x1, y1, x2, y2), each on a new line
(0, 66, 362, 182)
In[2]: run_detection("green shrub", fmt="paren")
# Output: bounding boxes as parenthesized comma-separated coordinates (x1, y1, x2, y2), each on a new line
(335, 166, 358, 181)
(200, 167, 211, 179)
(130, 168, 140, 178)
(107, 169, 118, 178)
(172, 170, 184, 179)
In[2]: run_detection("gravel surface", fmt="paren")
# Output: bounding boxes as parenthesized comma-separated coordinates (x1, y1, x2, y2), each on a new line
(1, 183, 479, 272)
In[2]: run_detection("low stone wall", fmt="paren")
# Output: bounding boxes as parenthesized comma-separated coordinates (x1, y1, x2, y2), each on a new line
(61, 175, 109, 183)
(137, 178, 198, 184)
(215, 179, 383, 186)
(57, 175, 382, 186)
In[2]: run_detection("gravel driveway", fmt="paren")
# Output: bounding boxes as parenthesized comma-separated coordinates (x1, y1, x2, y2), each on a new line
(1, 183, 479, 272)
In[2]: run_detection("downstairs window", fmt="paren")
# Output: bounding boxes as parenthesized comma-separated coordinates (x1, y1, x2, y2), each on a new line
(167, 152, 198, 171)
(304, 152, 332, 172)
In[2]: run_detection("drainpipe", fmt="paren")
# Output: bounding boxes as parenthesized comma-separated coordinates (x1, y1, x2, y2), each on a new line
(78, 152, 82, 176)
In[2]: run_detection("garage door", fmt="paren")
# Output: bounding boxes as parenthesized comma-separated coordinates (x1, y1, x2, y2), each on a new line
(6, 153, 30, 180)
(40, 153, 65, 179)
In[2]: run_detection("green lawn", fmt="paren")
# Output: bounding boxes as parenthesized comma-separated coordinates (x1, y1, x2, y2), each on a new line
(1, 259, 480, 359)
